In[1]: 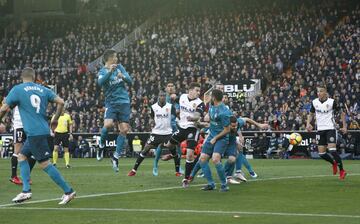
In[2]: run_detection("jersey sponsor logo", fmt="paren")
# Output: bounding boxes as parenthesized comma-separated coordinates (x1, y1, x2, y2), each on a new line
(155, 113, 169, 118)
(180, 105, 196, 113)
(109, 76, 122, 85)
(329, 137, 335, 142)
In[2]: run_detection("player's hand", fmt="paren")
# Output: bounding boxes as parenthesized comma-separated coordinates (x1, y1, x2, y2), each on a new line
(306, 124, 313, 132)
(210, 138, 216, 145)
(117, 72, 125, 79)
(50, 120, 58, 131)
(340, 127, 347, 134)
(110, 64, 117, 72)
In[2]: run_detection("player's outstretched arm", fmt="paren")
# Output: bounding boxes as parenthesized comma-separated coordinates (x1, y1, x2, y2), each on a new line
(340, 111, 347, 134)
(210, 125, 230, 145)
(242, 117, 269, 129)
(0, 103, 10, 122)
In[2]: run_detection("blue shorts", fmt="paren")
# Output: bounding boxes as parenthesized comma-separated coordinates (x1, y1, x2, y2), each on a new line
(21, 135, 51, 162)
(201, 138, 228, 156)
(224, 139, 237, 157)
(104, 103, 130, 123)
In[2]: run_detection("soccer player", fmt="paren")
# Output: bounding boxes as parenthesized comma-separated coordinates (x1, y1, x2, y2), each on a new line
(97, 49, 133, 172)
(198, 89, 232, 191)
(9, 106, 36, 185)
(128, 91, 177, 176)
(0, 67, 75, 204)
(306, 85, 347, 179)
(226, 116, 268, 182)
(52, 108, 73, 168)
(152, 81, 181, 176)
(162, 82, 205, 187)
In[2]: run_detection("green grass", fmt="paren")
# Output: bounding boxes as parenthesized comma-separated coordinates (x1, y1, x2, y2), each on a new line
(0, 158, 359, 224)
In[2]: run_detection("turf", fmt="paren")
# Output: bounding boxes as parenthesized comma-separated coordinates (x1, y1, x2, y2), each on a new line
(0, 158, 359, 224)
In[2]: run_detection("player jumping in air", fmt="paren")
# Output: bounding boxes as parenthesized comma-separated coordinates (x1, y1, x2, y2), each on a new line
(97, 49, 133, 172)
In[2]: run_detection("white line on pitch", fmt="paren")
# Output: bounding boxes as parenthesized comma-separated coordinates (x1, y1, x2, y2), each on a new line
(1, 207, 359, 219)
(0, 173, 359, 208)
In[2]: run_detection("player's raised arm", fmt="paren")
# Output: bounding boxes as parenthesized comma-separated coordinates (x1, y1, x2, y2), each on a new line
(116, 64, 133, 86)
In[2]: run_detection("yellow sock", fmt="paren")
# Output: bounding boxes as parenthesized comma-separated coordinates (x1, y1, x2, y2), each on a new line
(64, 152, 70, 166)
(52, 150, 58, 164)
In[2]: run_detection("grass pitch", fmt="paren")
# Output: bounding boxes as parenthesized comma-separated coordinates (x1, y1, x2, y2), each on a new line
(0, 158, 359, 224)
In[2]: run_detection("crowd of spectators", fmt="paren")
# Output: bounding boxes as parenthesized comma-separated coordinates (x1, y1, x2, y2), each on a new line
(0, 0, 358, 140)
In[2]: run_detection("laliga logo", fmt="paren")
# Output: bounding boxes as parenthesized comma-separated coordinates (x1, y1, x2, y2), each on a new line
(93, 135, 117, 147)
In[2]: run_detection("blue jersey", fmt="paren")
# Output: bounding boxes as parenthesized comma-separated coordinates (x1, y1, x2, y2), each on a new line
(229, 117, 246, 142)
(208, 103, 231, 139)
(97, 64, 132, 107)
(6, 82, 56, 137)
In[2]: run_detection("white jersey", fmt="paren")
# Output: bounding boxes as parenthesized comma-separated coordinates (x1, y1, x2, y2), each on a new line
(178, 94, 204, 129)
(311, 98, 337, 131)
(151, 102, 174, 135)
(13, 106, 23, 129)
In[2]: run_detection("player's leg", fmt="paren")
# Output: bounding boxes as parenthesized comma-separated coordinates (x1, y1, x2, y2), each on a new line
(32, 136, 75, 204)
(317, 131, 336, 173)
(153, 145, 162, 175)
(10, 141, 22, 185)
(52, 132, 61, 166)
(199, 141, 215, 190)
(183, 129, 199, 181)
(212, 140, 229, 191)
(128, 135, 158, 176)
(62, 133, 70, 168)
(327, 131, 346, 179)
(163, 131, 183, 175)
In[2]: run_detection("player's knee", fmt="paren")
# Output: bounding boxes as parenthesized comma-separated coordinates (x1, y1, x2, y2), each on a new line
(186, 149, 194, 160)
(212, 154, 221, 164)
(18, 154, 27, 162)
(39, 160, 50, 169)
(228, 156, 236, 163)
(199, 154, 208, 163)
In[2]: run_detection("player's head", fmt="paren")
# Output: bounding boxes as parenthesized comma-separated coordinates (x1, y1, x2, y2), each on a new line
(317, 85, 328, 99)
(166, 80, 176, 94)
(158, 91, 166, 104)
(103, 49, 118, 64)
(211, 89, 223, 104)
(222, 93, 229, 104)
(188, 82, 201, 99)
(21, 67, 35, 82)
(230, 116, 238, 130)
(215, 83, 224, 91)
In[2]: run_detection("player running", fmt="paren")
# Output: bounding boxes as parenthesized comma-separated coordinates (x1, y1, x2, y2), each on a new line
(52, 108, 73, 168)
(0, 67, 75, 204)
(97, 49, 133, 172)
(128, 91, 178, 176)
(306, 85, 347, 179)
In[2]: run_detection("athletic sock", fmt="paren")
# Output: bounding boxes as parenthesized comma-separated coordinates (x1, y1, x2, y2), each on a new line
(43, 164, 72, 193)
(190, 160, 201, 178)
(199, 160, 214, 185)
(153, 146, 162, 168)
(224, 161, 235, 177)
(52, 150, 58, 164)
(330, 151, 344, 170)
(235, 153, 243, 171)
(114, 135, 126, 158)
(19, 160, 31, 192)
(100, 127, 108, 146)
(133, 153, 145, 171)
(242, 155, 254, 173)
(185, 160, 195, 179)
(64, 152, 70, 166)
(215, 162, 227, 186)
(11, 154, 18, 178)
(173, 154, 180, 172)
(319, 152, 334, 165)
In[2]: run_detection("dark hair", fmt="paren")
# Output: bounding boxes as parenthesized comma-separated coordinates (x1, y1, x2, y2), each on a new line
(21, 67, 35, 80)
(230, 116, 237, 123)
(103, 49, 117, 63)
(317, 84, 328, 92)
(189, 82, 201, 90)
(212, 89, 223, 102)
